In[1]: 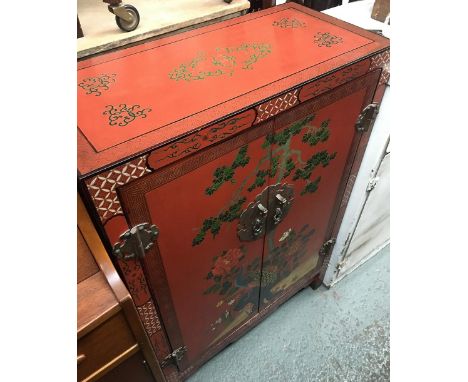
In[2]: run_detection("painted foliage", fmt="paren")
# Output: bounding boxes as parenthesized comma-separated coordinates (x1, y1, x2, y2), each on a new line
(194, 113, 338, 337)
(193, 114, 336, 247)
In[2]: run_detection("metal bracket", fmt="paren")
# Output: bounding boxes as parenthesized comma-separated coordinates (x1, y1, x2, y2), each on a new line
(319, 238, 336, 257)
(161, 346, 187, 368)
(366, 176, 380, 192)
(108, 5, 134, 22)
(336, 258, 346, 273)
(355, 103, 380, 132)
(112, 223, 159, 260)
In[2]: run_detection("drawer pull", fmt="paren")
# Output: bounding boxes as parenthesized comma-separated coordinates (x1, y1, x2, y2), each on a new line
(77, 354, 86, 365)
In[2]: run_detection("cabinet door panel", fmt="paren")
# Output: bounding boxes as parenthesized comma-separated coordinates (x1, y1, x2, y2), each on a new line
(258, 73, 378, 309)
(119, 122, 272, 370)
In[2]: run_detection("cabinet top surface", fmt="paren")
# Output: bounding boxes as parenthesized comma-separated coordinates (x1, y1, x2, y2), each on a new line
(77, 3, 388, 176)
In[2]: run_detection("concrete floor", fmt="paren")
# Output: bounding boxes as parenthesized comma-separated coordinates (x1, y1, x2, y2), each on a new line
(188, 245, 390, 382)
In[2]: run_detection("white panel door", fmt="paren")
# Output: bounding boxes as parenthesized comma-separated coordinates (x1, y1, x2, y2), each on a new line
(337, 151, 390, 278)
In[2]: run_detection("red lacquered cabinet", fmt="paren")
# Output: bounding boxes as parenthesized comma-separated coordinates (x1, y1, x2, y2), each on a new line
(78, 3, 389, 381)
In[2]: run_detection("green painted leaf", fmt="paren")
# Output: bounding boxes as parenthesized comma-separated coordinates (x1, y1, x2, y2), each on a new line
(205, 146, 250, 196)
(193, 198, 246, 246)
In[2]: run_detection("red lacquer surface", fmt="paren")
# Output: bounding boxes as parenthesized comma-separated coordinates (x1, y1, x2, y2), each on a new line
(76, 3, 389, 378)
(112, 71, 377, 371)
(143, 133, 271, 365)
(78, 8, 370, 151)
(259, 89, 366, 308)
(105, 69, 379, 378)
(77, 3, 388, 176)
(147, 109, 256, 171)
(298, 58, 370, 102)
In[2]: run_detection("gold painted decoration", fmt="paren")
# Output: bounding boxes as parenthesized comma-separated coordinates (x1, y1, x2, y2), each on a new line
(78, 73, 116, 96)
(103, 103, 152, 127)
(168, 43, 272, 82)
(314, 32, 343, 47)
(272, 17, 306, 28)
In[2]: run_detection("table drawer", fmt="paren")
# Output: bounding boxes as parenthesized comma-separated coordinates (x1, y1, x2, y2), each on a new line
(78, 312, 137, 381)
(97, 351, 155, 382)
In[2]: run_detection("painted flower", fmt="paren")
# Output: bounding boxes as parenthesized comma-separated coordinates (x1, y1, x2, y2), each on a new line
(212, 248, 243, 276)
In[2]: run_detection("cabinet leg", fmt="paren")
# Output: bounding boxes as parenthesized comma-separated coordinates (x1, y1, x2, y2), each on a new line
(310, 274, 322, 290)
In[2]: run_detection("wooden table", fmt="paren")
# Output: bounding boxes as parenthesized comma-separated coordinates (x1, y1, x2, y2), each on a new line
(77, 194, 165, 382)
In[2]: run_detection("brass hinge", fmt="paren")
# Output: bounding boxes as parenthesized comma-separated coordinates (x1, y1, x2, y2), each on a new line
(319, 238, 336, 257)
(336, 258, 346, 273)
(355, 103, 380, 132)
(112, 223, 159, 260)
(161, 346, 187, 368)
(366, 175, 380, 192)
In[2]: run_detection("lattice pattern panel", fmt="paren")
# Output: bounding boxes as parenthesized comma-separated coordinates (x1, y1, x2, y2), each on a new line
(85, 154, 151, 222)
(137, 300, 162, 337)
(370, 50, 390, 86)
(255, 89, 299, 123)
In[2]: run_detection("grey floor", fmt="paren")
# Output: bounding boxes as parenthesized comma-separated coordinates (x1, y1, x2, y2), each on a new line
(188, 244, 390, 382)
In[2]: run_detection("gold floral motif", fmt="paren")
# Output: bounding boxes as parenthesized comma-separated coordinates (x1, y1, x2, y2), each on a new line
(78, 73, 116, 96)
(314, 32, 343, 47)
(272, 17, 306, 28)
(168, 43, 272, 82)
(103, 103, 152, 127)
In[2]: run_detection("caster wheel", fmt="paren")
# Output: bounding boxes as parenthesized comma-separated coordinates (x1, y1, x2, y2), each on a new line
(115, 5, 140, 32)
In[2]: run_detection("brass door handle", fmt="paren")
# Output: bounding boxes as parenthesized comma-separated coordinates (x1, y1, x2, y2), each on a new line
(276, 193, 287, 205)
(273, 207, 283, 225)
(252, 217, 264, 237)
(252, 203, 268, 237)
(272, 193, 288, 225)
(238, 198, 269, 241)
(237, 184, 294, 242)
(257, 203, 268, 215)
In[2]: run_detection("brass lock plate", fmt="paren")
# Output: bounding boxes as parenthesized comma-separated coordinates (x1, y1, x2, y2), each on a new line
(237, 183, 294, 242)
(268, 183, 294, 227)
(237, 187, 269, 242)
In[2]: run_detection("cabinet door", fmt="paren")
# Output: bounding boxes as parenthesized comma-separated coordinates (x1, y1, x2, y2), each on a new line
(118, 121, 273, 371)
(257, 72, 379, 309)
